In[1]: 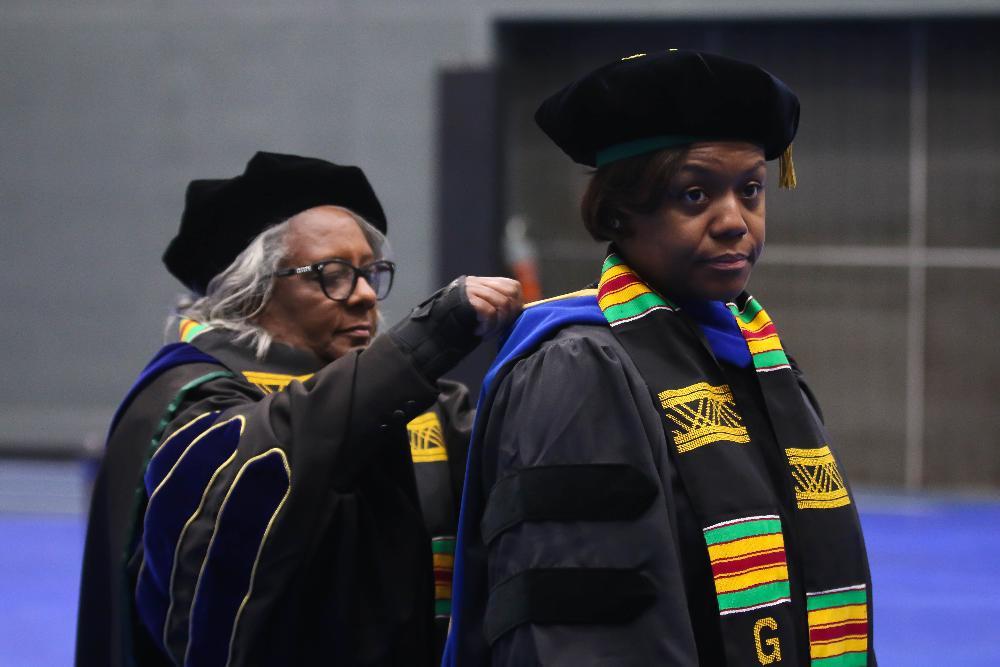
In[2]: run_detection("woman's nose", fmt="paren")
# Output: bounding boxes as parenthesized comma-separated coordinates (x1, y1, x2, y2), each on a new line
(711, 193, 750, 238)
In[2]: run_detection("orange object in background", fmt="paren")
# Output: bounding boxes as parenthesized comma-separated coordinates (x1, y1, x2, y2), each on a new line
(503, 215, 543, 302)
(509, 259, 542, 303)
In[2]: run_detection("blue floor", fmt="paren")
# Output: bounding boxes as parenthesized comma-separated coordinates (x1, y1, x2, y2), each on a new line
(859, 493, 1000, 666)
(1, 514, 84, 667)
(1, 490, 998, 666)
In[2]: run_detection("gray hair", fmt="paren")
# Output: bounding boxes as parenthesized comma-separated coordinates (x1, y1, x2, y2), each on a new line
(169, 207, 389, 359)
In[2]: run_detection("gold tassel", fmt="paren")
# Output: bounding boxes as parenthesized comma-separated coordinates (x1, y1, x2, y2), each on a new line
(779, 143, 797, 189)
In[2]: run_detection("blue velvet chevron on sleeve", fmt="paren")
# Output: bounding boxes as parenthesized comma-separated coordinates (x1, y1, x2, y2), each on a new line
(135, 414, 244, 655)
(185, 449, 291, 666)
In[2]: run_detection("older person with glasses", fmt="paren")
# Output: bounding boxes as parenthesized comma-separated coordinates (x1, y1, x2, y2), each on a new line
(76, 151, 522, 667)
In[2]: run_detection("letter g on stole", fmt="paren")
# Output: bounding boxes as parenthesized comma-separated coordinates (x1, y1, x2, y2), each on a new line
(753, 616, 781, 664)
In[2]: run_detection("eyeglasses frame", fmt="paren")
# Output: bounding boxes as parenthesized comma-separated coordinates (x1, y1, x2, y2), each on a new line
(273, 258, 396, 302)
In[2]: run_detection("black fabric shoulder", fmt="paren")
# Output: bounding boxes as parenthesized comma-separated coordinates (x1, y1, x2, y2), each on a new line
(786, 352, 825, 424)
(483, 323, 653, 474)
(500, 323, 629, 387)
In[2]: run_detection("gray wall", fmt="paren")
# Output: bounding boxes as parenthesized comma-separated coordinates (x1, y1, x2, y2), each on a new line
(2, 2, 485, 447)
(2, 1, 998, 489)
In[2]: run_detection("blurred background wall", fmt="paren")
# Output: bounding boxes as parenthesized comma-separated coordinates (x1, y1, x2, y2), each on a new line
(2, 0, 999, 495)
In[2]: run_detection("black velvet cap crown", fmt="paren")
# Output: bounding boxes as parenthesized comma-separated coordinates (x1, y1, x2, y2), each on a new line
(535, 50, 800, 169)
(163, 151, 387, 294)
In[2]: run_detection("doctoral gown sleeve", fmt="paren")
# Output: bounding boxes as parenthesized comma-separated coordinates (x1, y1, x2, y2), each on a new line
(434, 378, 475, 504)
(474, 330, 700, 666)
(134, 333, 441, 667)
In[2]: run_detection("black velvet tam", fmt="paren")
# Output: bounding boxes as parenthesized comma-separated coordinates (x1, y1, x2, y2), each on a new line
(535, 50, 800, 167)
(163, 151, 387, 294)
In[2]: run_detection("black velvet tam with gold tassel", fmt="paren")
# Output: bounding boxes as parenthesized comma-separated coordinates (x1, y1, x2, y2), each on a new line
(534, 50, 799, 186)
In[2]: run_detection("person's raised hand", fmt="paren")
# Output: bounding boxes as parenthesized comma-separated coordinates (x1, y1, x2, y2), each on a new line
(463, 276, 523, 337)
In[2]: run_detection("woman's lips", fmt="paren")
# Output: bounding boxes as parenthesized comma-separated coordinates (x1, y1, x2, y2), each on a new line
(703, 253, 750, 270)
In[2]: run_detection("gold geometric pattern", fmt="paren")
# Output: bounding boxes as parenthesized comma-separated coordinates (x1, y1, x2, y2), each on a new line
(408, 412, 448, 463)
(658, 382, 750, 454)
(784, 446, 851, 509)
(241, 371, 314, 394)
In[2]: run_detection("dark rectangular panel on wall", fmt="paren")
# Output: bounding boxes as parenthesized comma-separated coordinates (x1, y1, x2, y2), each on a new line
(927, 20, 1000, 248)
(727, 21, 912, 247)
(436, 68, 502, 395)
(921, 20, 1000, 489)
(924, 267, 1000, 488)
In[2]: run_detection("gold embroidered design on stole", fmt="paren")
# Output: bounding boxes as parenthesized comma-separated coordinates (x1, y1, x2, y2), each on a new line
(408, 412, 448, 463)
(658, 382, 750, 453)
(784, 445, 851, 509)
(241, 371, 314, 394)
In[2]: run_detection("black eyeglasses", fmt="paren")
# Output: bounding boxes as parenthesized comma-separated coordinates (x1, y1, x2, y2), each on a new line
(274, 259, 396, 302)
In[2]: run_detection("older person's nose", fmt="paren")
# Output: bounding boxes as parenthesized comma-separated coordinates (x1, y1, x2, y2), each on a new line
(350, 273, 379, 307)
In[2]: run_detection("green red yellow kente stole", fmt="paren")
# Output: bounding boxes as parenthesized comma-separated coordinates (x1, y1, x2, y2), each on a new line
(596, 251, 872, 666)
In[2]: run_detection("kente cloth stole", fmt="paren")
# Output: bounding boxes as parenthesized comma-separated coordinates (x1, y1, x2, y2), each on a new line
(598, 253, 873, 667)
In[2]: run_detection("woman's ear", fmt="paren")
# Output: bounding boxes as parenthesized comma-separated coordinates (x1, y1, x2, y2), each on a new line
(604, 214, 630, 241)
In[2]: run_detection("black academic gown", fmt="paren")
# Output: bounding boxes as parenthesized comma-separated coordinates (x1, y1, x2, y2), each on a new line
(450, 322, 861, 666)
(76, 328, 471, 667)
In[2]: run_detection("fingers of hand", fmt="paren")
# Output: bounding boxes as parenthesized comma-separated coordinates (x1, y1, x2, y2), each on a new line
(466, 277, 523, 310)
(466, 276, 522, 300)
(466, 294, 496, 336)
(464, 276, 524, 336)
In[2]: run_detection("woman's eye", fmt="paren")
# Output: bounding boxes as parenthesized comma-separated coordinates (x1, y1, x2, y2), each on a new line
(742, 183, 763, 198)
(682, 188, 707, 203)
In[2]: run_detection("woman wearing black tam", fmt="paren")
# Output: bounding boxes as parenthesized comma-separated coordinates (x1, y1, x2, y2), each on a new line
(446, 51, 876, 666)
(76, 151, 522, 667)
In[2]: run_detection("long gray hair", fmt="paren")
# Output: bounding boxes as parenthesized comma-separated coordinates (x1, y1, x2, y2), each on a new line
(169, 207, 389, 358)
